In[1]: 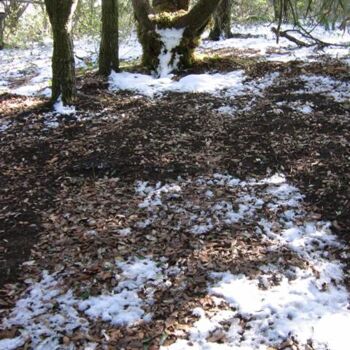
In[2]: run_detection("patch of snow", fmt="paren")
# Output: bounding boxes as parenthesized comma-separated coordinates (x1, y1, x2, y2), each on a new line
(279, 100, 314, 114)
(297, 74, 350, 102)
(53, 95, 76, 115)
(109, 69, 278, 103)
(0, 121, 11, 133)
(109, 70, 246, 98)
(119, 36, 142, 61)
(79, 257, 163, 326)
(0, 337, 25, 350)
(1, 271, 88, 350)
(1, 256, 178, 347)
(156, 27, 185, 77)
(118, 227, 132, 236)
(216, 105, 237, 116)
(138, 183, 181, 208)
(160, 174, 349, 350)
(201, 23, 350, 63)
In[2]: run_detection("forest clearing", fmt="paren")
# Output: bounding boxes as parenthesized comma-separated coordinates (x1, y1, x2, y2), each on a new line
(0, 0, 350, 349)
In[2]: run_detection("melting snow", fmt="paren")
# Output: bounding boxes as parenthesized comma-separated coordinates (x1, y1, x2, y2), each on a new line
(109, 70, 279, 103)
(158, 174, 350, 350)
(297, 74, 350, 102)
(53, 95, 76, 115)
(0, 257, 174, 347)
(79, 257, 162, 326)
(156, 27, 185, 77)
(201, 23, 350, 63)
(1, 174, 349, 349)
(1, 272, 88, 350)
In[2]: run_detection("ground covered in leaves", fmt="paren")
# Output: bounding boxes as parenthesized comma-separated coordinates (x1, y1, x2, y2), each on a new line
(0, 43, 350, 350)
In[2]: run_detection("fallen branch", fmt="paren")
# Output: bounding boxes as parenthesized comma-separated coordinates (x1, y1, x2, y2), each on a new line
(271, 27, 312, 47)
(272, 26, 350, 49)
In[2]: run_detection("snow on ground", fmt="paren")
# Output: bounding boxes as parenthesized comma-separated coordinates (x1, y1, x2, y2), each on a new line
(0, 36, 141, 98)
(277, 100, 314, 114)
(0, 23, 348, 100)
(79, 257, 164, 326)
(0, 257, 174, 349)
(109, 70, 280, 102)
(0, 174, 349, 349)
(0, 271, 88, 350)
(151, 174, 350, 350)
(296, 74, 350, 102)
(201, 24, 350, 62)
(109, 70, 245, 97)
(53, 95, 76, 115)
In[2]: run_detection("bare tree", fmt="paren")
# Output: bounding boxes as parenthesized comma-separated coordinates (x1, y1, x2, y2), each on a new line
(45, 0, 78, 105)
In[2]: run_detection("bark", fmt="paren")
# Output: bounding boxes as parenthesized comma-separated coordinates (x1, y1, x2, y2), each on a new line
(132, 0, 221, 73)
(45, 0, 78, 105)
(0, 14, 4, 50)
(152, 0, 189, 12)
(99, 0, 119, 76)
(209, 0, 233, 41)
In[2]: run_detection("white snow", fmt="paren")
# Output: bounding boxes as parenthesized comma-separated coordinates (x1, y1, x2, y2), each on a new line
(1, 271, 88, 350)
(109, 70, 279, 103)
(0, 36, 140, 97)
(297, 74, 350, 102)
(159, 174, 350, 350)
(53, 95, 76, 115)
(0, 121, 12, 133)
(109, 70, 247, 98)
(79, 257, 163, 326)
(201, 23, 350, 63)
(216, 105, 237, 116)
(0, 337, 25, 350)
(0, 257, 176, 347)
(156, 27, 185, 77)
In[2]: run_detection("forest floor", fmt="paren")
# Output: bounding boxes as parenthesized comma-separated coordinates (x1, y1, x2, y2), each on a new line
(0, 25, 350, 350)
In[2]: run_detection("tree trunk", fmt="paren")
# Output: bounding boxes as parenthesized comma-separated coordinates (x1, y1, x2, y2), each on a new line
(132, 0, 221, 75)
(152, 0, 189, 12)
(0, 14, 5, 50)
(99, 0, 119, 76)
(209, 0, 233, 41)
(45, 0, 78, 105)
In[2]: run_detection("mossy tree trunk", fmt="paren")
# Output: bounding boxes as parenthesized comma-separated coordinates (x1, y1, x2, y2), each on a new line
(99, 0, 119, 76)
(209, 0, 233, 41)
(132, 0, 221, 74)
(152, 0, 189, 12)
(45, 0, 78, 105)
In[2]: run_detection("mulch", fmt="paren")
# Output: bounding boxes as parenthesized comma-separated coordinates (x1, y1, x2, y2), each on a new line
(0, 53, 349, 349)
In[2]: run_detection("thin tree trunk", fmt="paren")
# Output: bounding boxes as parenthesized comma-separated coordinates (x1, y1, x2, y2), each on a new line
(99, 0, 119, 76)
(0, 14, 5, 49)
(209, 0, 233, 41)
(45, 0, 78, 105)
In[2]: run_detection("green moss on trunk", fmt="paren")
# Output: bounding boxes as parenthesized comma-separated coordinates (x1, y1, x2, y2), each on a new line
(51, 29, 76, 104)
(132, 0, 221, 74)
